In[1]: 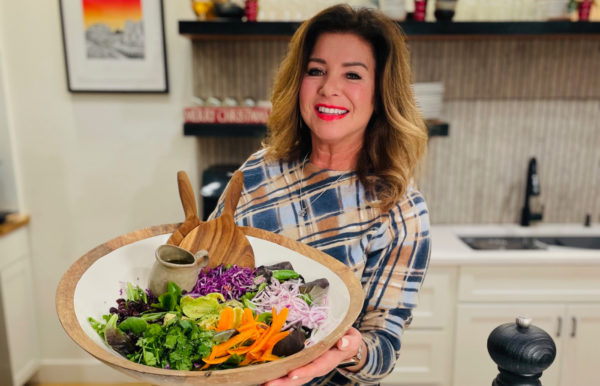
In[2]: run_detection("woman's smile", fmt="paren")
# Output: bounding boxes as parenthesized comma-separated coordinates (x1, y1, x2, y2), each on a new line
(314, 103, 349, 121)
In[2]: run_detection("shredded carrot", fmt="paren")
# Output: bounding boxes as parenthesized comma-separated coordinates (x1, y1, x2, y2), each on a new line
(259, 353, 280, 362)
(258, 331, 289, 362)
(202, 354, 232, 365)
(241, 307, 254, 324)
(203, 307, 291, 369)
(248, 307, 288, 356)
(267, 330, 290, 348)
(210, 329, 256, 359)
(238, 320, 268, 332)
(238, 355, 254, 366)
(216, 307, 235, 331)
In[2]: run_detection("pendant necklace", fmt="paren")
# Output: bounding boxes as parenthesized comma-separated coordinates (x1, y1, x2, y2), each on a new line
(298, 153, 346, 219)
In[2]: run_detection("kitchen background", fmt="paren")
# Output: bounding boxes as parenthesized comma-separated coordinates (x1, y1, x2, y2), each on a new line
(0, 0, 598, 384)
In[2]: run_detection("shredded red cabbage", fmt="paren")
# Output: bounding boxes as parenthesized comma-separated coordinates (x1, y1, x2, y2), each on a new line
(189, 265, 256, 300)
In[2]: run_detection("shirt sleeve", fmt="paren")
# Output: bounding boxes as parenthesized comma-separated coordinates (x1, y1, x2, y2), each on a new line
(337, 189, 431, 384)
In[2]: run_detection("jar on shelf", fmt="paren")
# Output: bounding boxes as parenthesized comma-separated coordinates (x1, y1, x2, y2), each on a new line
(245, 0, 258, 22)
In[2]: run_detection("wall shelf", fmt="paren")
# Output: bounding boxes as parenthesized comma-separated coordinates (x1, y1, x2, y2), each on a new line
(179, 20, 600, 39)
(184, 120, 449, 138)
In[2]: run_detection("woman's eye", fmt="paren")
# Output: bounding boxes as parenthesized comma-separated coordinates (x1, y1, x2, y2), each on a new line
(346, 72, 361, 80)
(307, 68, 324, 76)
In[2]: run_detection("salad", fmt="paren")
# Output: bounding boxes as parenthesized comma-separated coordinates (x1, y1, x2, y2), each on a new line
(88, 261, 329, 371)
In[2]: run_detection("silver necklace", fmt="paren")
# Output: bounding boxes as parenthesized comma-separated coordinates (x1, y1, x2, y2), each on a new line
(298, 154, 346, 218)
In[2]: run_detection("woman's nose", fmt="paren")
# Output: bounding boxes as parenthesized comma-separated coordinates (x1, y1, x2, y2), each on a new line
(318, 76, 340, 97)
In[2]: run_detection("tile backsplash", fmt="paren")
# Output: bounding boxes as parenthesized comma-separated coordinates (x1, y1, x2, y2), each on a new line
(191, 37, 600, 224)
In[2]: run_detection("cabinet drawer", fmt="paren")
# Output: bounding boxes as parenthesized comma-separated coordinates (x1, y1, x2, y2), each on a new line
(382, 329, 452, 386)
(458, 266, 600, 303)
(411, 267, 457, 328)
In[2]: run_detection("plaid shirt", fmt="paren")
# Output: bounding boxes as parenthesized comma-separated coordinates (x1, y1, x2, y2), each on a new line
(212, 149, 431, 385)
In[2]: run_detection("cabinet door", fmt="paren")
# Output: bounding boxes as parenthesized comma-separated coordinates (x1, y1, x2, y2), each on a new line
(382, 330, 452, 386)
(453, 303, 564, 386)
(560, 304, 600, 386)
(411, 267, 457, 329)
(0, 228, 40, 386)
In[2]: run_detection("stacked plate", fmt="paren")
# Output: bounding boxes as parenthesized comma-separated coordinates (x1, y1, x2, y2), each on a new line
(412, 82, 445, 120)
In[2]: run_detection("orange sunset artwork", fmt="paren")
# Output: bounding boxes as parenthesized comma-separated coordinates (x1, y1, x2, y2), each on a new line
(83, 0, 142, 31)
(82, 0, 145, 59)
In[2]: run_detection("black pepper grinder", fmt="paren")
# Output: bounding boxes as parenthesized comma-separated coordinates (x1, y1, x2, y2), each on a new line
(487, 316, 556, 386)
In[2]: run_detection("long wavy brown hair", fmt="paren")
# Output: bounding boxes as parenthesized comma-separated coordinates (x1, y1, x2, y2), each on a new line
(264, 4, 428, 211)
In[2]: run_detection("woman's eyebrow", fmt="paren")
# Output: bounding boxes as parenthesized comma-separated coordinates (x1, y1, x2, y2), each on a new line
(308, 57, 368, 70)
(308, 57, 326, 65)
(343, 62, 368, 70)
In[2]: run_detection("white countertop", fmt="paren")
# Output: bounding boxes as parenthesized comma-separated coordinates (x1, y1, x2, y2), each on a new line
(430, 223, 600, 265)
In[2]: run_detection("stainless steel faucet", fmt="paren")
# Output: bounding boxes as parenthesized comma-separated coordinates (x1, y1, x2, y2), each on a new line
(520, 157, 543, 226)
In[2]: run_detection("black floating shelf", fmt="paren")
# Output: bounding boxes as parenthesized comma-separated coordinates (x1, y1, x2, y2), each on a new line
(180, 21, 302, 37)
(179, 20, 600, 38)
(184, 123, 267, 137)
(184, 121, 449, 138)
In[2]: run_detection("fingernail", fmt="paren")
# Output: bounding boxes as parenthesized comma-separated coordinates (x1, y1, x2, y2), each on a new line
(292, 375, 299, 380)
(340, 337, 349, 348)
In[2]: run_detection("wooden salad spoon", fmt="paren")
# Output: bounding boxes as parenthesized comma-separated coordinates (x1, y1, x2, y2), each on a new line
(166, 171, 201, 246)
(178, 170, 255, 269)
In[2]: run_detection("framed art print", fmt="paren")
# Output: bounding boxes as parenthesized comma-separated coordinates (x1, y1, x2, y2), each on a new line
(59, 0, 169, 93)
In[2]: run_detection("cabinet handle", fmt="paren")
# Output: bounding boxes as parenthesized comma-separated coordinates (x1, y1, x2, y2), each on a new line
(557, 316, 562, 337)
(571, 317, 577, 338)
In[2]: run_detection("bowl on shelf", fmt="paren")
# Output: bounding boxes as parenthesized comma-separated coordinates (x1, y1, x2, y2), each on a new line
(56, 224, 363, 385)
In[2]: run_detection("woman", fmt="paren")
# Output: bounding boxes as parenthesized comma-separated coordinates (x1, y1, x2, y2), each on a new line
(212, 4, 430, 385)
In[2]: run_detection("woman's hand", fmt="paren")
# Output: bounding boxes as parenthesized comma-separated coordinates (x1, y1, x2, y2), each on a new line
(262, 327, 364, 386)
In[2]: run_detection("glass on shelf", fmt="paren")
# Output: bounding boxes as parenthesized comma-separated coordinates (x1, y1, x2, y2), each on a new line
(191, 0, 215, 21)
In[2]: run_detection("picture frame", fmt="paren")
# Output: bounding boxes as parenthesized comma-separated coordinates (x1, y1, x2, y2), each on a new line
(59, 0, 168, 93)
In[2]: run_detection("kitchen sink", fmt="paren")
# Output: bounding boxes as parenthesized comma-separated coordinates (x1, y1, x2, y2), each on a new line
(460, 236, 600, 250)
(460, 236, 546, 250)
(536, 236, 600, 249)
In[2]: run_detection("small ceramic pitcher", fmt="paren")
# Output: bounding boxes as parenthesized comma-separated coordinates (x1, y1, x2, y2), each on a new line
(148, 244, 208, 296)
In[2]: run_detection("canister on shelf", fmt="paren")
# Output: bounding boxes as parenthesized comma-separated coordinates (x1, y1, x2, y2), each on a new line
(245, 0, 258, 21)
(414, 0, 427, 21)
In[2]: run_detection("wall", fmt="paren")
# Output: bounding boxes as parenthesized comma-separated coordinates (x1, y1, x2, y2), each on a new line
(411, 38, 600, 224)
(0, 1, 199, 382)
(190, 37, 600, 224)
(0, 50, 20, 211)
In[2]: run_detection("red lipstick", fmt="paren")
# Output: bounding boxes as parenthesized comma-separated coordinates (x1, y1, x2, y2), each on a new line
(314, 104, 348, 121)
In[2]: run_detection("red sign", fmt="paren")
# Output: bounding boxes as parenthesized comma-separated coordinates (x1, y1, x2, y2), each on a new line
(184, 106, 271, 124)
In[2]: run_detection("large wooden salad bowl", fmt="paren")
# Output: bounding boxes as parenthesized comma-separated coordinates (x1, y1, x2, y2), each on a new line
(56, 223, 364, 385)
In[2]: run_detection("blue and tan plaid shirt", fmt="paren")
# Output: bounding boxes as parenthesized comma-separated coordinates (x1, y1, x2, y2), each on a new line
(212, 149, 431, 385)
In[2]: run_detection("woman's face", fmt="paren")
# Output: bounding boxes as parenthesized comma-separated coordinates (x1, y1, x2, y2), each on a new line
(299, 33, 376, 151)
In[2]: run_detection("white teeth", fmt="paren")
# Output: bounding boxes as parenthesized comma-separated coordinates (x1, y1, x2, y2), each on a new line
(317, 106, 348, 115)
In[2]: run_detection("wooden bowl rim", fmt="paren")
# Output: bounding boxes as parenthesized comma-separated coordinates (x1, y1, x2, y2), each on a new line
(56, 223, 364, 384)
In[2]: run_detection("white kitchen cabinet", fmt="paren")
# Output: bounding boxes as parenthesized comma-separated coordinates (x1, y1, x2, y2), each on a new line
(453, 265, 600, 386)
(560, 304, 600, 386)
(0, 226, 40, 386)
(382, 267, 457, 386)
(453, 303, 564, 386)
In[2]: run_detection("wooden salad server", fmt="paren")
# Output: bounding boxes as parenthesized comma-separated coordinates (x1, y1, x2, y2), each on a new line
(179, 170, 255, 269)
(166, 171, 201, 246)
